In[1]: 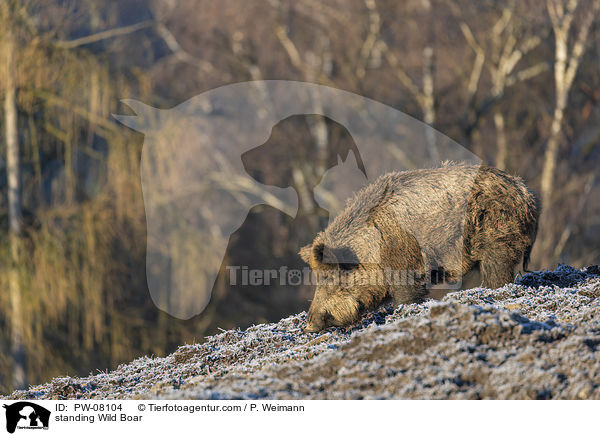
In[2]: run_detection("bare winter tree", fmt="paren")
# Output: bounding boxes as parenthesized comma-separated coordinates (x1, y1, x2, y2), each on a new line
(530, 0, 600, 263)
(486, 7, 545, 169)
(454, 1, 547, 168)
(540, 0, 599, 208)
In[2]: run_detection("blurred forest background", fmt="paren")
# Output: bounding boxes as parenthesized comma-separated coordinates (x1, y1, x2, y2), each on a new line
(1, 0, 599, 393)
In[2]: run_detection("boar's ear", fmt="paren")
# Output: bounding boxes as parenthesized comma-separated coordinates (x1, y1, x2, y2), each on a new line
(299, 242, 328, 266)
(312, 242, 325, 264)
(299, 244, 313, 263)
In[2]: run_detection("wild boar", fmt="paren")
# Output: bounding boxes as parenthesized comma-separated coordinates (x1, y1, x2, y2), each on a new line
(300, 163, 540, 332)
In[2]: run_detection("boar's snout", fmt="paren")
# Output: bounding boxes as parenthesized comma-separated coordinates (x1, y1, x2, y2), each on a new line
(304, 302, 330, 333)
(305, 290, 361, 332)
(304, 310, 326, 333)
(304, 323, 321, 333)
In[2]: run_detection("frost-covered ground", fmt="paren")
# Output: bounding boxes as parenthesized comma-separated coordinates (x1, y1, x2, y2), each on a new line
(5, 265, 600, 400)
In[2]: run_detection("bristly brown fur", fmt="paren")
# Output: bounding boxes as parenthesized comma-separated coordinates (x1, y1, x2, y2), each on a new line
(301, 163, 540, 332)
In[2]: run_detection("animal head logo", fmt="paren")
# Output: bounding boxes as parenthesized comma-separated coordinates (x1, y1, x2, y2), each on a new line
(3, 402, 50, 434)
(114, 80, 479, 319)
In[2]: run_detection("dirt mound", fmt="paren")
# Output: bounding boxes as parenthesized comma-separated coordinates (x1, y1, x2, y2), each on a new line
(6, 265, 600, 400)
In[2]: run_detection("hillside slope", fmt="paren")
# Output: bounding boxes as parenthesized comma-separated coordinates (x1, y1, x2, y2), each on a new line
(6, 265, 600, 400)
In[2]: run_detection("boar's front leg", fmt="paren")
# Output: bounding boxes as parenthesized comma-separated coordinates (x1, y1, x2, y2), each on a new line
(480, 257, 518, 289)
(370, 214, 428, 307)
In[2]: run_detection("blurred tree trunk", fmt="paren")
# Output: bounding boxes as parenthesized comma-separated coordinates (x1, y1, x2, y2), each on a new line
(3, 24, 27, 390)
(422, 46, 437, 162)
(421, 1, 437, 163)
(493, 112, 508, 170)
(489, 9, 515, 171)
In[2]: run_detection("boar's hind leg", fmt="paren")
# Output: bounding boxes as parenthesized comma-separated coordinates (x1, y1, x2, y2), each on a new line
(479, 258, 517, 289)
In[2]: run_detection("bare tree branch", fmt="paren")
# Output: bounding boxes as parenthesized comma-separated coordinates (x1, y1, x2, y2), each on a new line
(357, 0, 381, 79)
(459, 22, 485, 99)
(55, 20, 216, 73)
(55, 20, 155, 49)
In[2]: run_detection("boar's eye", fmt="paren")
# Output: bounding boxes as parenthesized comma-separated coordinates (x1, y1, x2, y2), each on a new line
(332, 246, 359, 265)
